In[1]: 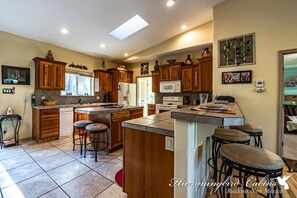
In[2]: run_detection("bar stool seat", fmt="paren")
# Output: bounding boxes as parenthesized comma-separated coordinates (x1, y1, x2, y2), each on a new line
(73, 120, 93, 155)
(219, 144, 283, 197)
(85, 123, 109, 162)
(209, 128, 250, 183)
(230, 124, 263, 148)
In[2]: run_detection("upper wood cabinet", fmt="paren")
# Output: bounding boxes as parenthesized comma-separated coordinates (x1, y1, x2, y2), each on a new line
(151, 71, 160, 93)
(192, 64, 201, 92)
(119, 70, 127, 82)
(127, 71, 133, 83)
(159, 63, 182, 81)
(181, 66, 193, 92)
(33, 57, 67, 90)
(198, 57, 213, 92)
(94, 70, 112, 92)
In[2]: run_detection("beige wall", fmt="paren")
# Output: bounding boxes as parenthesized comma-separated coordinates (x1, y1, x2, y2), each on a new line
(125, 21, 213, 64)
(0, 31, 117, 139)
(213, 0, 297, 153)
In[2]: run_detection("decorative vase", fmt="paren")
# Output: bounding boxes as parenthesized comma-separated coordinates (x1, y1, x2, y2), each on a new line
(185, 55, 193, 65)
(154, 60, 159, 71)
(201, 48, 212, 58)
(46, 50, 54, 60)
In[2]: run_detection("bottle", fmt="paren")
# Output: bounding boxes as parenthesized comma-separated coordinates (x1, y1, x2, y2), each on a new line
(185, 55, 193, 65)
(31, 92, 36, 106)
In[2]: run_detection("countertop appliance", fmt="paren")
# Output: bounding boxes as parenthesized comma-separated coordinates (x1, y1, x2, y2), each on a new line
(156, 96, 183, 113)
(118, 82, 136, 106)
(160, 80, 181, 93)
(60, 107, 73, 137)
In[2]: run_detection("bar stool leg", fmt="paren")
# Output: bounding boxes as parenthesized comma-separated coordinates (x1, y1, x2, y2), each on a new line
(79, 129, 83, 155)
(94, 133, 98, 162)
(72, 126, 75, 151)
(84, 131, 87, 158)
(225, 165, 233, 198)
(106, 130, 109, 155)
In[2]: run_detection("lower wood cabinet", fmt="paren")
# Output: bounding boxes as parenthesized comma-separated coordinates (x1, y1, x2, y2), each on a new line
(123, 128, 174, 198)
(32, 108, 59, 142)
(147, 104, 156, 115)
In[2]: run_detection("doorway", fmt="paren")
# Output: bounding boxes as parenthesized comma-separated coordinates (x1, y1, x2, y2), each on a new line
(136, 76, 154, 116)
(278, 49, 297, 171)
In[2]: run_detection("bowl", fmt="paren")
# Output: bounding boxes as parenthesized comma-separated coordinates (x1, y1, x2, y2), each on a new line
(43, 100, 57, 106)
(167, 59, 176, 64)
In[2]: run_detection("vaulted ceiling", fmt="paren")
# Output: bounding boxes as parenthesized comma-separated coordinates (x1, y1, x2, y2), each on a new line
(0, 0, 224, 62)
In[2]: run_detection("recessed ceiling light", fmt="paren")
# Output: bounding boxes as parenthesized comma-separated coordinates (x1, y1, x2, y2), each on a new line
(167, 0, 175, 7)
(181, 25, 188, 30)
(109, 15, 149, 40)
(100, 44, 106, 48)
(61, 28, 69, 34)
(124, 53, 129, 57)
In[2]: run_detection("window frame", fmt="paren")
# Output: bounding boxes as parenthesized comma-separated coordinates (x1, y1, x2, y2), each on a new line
(61, 72, 94, 96)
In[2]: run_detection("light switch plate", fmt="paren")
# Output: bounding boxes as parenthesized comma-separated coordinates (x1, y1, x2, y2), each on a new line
(165, 136, 174, 151)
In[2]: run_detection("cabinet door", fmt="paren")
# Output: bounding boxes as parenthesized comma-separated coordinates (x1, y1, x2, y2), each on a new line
(127, 71, 133, 83)
(39, 61, 54, 89)
(193, 65, 201, 92)
(105, 73, 113, 92)
(170, 65, 181, 80)
(152, 71, 160, 92)
(54, 64, 65, 90)
(99, 72, 106, 92)
(181, 68, 193, 92)
(160, 67, 170, 81)
(119, 70, 127, 82)
(199, 57, 213, 92)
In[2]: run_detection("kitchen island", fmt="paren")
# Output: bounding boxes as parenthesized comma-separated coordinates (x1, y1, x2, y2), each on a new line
(75, 105, 144, 151)
(122, 103, 244, 198)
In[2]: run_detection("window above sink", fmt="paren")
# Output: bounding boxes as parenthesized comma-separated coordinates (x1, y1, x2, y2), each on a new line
(61, 72, 94, 96)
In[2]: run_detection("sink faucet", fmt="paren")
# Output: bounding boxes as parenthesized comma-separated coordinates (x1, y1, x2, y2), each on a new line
(78, 97, 83, 104)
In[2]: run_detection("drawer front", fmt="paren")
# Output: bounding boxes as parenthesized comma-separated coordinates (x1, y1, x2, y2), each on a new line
(112, 111, 130, 121)
(40, 129, 59, 139)
(130, 109, 143, 117)
(41, 114, 59, 121)
(40, 109, 59, 116)
(40, 120, 59, 130)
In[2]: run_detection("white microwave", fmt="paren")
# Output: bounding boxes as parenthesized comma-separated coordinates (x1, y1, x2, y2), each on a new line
(160, 80, 181, 93)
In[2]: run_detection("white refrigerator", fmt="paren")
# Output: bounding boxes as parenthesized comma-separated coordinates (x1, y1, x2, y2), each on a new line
(118, 82, 136, 106)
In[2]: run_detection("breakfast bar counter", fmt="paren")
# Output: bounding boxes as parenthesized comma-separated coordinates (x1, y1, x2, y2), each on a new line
(171, 103, 244, 198)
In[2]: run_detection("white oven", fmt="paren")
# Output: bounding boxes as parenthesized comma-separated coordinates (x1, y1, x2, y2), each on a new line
(156, 96, 183, 114)
(160, 81, 181, 93)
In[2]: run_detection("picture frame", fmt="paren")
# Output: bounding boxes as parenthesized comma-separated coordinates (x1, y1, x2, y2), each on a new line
(222, 70, 252, 84)
(1, 65, 30, 85)
(219, 33, 255, 67)
(140, 62, 149, 75)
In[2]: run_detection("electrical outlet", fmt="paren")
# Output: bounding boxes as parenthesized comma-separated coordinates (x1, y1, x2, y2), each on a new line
(96, 96, 100, 100)
(41, 96, 46, 101)
(24, 96, 28, 102)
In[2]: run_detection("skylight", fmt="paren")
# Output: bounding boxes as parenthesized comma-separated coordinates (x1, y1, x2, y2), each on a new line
(109, 15, 149, 40)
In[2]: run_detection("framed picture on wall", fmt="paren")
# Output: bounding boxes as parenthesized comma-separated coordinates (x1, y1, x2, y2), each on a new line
(1, 65, 30, 85)
(222, 70, 252, 84)
(140, 62, 149, 75)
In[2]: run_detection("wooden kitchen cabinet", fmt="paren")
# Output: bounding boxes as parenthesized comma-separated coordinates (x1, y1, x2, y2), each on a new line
(94, 70, 112, 92)
(123, 128, 174, 198)
(198, 57, 213, 92)
(111, 111, 130, 149)
(151, 71, 160, 92)
(159, 63, 182, 81)
(181, 66, 193, 92)
(33, 57, 67, 90)
(147, 104, 156, 115)
(193, 64, 201, 91)
(108, 68, 134, 102)
(32, 108, 59, 142)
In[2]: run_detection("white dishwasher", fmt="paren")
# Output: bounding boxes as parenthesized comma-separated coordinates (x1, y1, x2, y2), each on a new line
(60, 107, 74, 137)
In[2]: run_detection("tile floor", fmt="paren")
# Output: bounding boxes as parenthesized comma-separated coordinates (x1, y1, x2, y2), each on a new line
(0, 136, 126, 198)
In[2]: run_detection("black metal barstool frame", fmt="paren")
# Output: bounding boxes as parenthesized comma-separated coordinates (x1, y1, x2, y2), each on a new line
(219, 155, 283, 198)
(246, 131, 263, 148)
(84, 128, 109, 162)
(72, 125, 87, 155)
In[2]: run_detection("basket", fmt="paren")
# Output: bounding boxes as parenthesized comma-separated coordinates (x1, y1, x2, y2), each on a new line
(43, 100, 57, 106)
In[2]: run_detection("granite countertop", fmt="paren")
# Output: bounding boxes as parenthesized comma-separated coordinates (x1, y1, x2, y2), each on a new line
(74, 105, 143, 114)
(122, 111, 174, 137)
(33, 103, 117, 109)
(171, 103, 244, 126)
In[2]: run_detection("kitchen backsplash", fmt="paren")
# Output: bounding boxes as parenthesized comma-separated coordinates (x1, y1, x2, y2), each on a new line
(35, 90, 107, 106)
(155, 92, 212, 105)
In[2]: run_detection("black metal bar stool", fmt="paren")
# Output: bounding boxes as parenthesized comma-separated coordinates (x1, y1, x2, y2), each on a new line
(219, 144, 284, 198)
(209, 128, 250, 183)
(230, 124, 263, 148)
(84, 123, 109, 162)
(73, 120, 93, 154)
